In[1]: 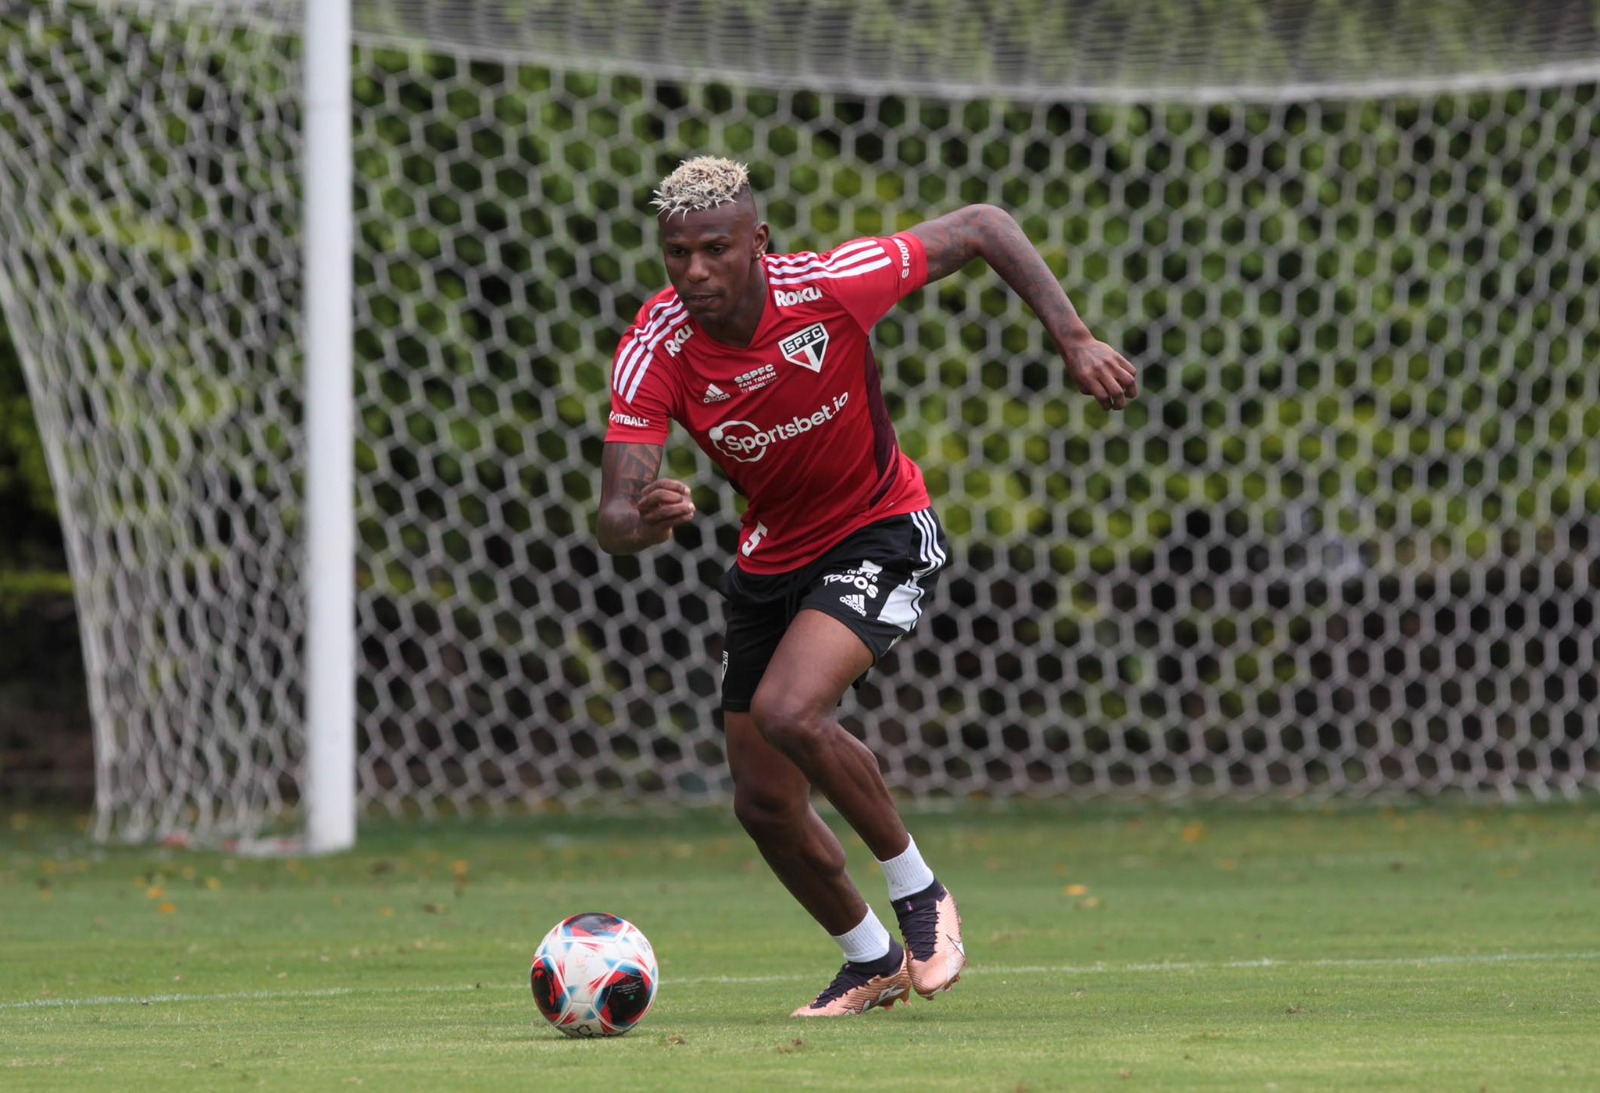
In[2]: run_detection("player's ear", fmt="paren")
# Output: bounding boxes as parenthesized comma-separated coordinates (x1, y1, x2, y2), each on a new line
(753, 221, 770, 257)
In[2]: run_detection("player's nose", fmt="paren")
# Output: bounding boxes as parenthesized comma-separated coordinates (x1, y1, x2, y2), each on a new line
(684, 252, 713, 282)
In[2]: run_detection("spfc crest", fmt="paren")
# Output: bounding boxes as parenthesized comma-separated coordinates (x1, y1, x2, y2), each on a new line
(779, 322, 829, 372)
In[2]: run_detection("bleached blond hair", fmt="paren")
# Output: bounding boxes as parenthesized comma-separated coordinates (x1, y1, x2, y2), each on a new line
(650, 156, 751, 219)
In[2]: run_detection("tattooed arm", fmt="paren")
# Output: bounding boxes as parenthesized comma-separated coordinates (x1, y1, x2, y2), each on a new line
(907, 204, 1139, 411)
(596, 442, 696, 555)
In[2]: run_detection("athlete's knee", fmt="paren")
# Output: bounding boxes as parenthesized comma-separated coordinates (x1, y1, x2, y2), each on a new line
(748, 689, 832, 760)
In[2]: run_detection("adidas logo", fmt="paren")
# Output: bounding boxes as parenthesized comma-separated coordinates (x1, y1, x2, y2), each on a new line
(703, 383, 730, 403)
(840, 593, 867, 616)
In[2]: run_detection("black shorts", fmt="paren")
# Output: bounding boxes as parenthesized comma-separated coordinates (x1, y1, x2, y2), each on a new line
(716, 509, 950, 713)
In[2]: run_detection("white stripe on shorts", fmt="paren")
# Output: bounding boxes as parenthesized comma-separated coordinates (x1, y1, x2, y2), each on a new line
(910, 509, 947, 576)
(880, 509, 946, 632)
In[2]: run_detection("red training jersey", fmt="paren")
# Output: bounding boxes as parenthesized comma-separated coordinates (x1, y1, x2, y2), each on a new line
(607, 232, 932, 574)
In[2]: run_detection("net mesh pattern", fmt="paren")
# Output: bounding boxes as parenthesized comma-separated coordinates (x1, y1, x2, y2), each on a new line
(1, 1, 1597, 839)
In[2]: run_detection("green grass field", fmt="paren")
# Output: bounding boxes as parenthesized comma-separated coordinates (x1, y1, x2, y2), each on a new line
(4, 801, 1598, 1091)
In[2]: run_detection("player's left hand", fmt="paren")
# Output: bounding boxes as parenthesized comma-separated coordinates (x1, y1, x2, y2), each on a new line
(1062, 339, 1138, 411)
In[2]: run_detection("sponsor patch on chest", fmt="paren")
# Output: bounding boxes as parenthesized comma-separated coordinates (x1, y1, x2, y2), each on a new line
(774, 285, 822, 307)
(734, 364, 777, 393)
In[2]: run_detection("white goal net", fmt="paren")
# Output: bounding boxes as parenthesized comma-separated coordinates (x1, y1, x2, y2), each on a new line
(2, 0, 1597, 842)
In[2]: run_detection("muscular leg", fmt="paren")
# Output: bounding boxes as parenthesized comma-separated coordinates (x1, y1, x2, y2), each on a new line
(732, 606, 957, 1013)
(726, 710, 870, 935)
(747, 609, 911, 862)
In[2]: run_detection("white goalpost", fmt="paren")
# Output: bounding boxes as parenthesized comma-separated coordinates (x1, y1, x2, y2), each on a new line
(302, 0, 356, 853)
(1, 1, 1597, 847)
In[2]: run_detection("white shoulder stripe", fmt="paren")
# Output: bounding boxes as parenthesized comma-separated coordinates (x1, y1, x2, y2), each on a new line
(800, 239, 883, 262)
(614, 333, 653, 401)
(767, 239, 885, 274)
(770, 251, 888, 277)
(766, 242, 893, 287)
(614, 335, 649, 402)
(826, 240, 888, 266)
(769, 256, 891, 286)
(614, 299, 686, 393)
(613, 298, 688, 403)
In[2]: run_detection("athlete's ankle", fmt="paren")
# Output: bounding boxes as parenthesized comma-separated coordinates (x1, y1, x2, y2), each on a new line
(852, 938, 904, 978)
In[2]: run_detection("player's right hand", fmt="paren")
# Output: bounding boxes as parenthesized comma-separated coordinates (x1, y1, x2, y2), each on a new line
(1062, 339, 1139, 411)
(637, 478, 696, 539)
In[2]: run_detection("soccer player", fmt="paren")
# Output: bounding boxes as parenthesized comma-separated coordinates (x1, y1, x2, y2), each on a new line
(597, 156, 1137, 1017)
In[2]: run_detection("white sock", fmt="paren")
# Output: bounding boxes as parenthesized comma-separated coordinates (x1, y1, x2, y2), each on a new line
(878, 836, 937, 901)
(831, 909, 893, 965)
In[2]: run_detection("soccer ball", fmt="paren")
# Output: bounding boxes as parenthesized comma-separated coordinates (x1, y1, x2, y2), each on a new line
(529, 912, 658, 1037)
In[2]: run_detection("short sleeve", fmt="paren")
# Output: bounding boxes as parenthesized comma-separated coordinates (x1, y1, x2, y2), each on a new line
(828, 232, 929, 331)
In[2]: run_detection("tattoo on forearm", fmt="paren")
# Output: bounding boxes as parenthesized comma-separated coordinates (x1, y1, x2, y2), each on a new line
(611, 444, 663, 503)
(914, 207, 988, 281)
(912, 206, 1084, 341)
(598, 443, 667, 553)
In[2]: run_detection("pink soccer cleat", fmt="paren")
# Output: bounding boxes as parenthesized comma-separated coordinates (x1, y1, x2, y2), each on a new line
(896, 881, 966, 999)
(791, 945, 912, 1017)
